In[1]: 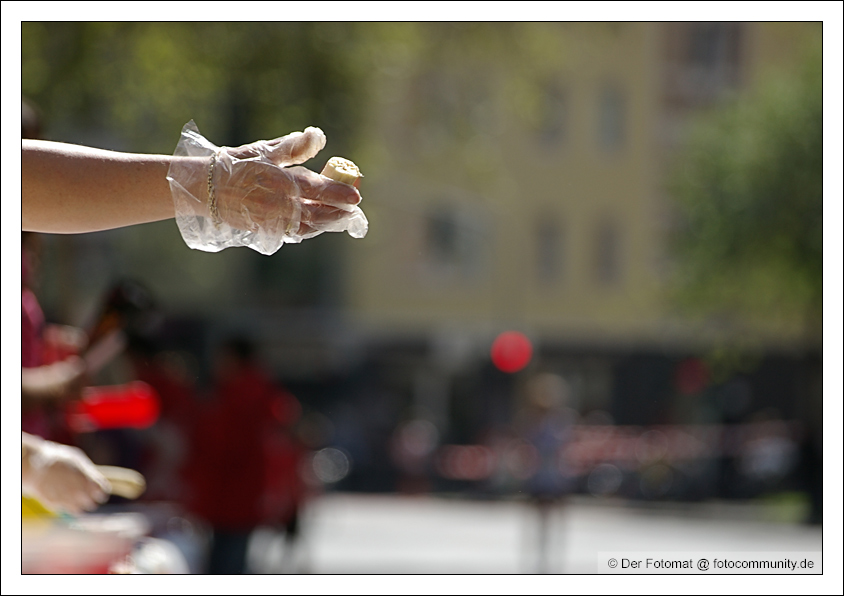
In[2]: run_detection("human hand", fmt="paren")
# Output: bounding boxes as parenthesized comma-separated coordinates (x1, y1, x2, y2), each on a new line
(217, 128, 364, 239)
(21, 434, 110, 515)
(168, 121, 368, 255)
(21, 355, 88, 403)
(43, 324, 88, 358)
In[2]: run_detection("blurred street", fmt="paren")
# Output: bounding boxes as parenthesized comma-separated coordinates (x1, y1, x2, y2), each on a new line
(248, 493, 822, 574)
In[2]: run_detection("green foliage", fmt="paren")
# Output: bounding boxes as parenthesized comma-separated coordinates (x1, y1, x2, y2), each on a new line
(668, 40, 822, 338)
(21, 22, 370, 155)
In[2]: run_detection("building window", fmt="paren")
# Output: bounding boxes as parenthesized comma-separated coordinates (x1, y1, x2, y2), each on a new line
(594, 218, 622, 285)
(537, 81, 568, 147)
(687, 22, 741, 70)
(536, 216, 564, 284)
(428, 209, 459, 267)
(411, 68, 495, 148)
(598, 85, 625, 151)
(424, 205, 487, 281)
(662, 22, 743, 107)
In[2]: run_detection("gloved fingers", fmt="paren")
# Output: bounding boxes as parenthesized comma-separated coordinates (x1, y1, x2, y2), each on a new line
(232, 163, 360, 207)
(217, 164, 360, 231)
(46, 488, 94, 515)
(84, 464, 112, 503)
(292, 205, 360, 238)
(30, 444, 111, 514)
(64, 456, 111, 513)
(76, 477, 110, 511)
(292, 221, 319, 239)
(299, 200, 359, 228)
(67, 473, 110, 513)
(36, 493, 82, 515)
(80, 477, 111, 511)
(284, 169, 368, 239)
(264, 127, 327, 167)
(225, 201, 357, 240)
(227, 127, 327, 167)
(36, 475, 107, 515)
(288, 166, 362, 207)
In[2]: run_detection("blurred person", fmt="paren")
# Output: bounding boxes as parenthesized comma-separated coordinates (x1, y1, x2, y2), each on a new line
(521, 373, 576, 501)
(390, 418, 439, 494)
(260, 389, 310, 573)
(185, 337, 286, 574)
(517, 372, 576, 574)
(125, 341, 200, 503)
(737, 409, 800, 498)
(84, 278, 162, 364)
(67, 282, 167, 492)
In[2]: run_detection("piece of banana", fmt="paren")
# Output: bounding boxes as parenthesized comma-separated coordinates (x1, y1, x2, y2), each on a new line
(321, 157, 363, 188)
(97, 466, 146, 500)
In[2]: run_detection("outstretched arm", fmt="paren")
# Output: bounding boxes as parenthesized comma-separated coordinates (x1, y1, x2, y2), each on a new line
(21, 127, 365, 257)
(22, 139, 186, 233)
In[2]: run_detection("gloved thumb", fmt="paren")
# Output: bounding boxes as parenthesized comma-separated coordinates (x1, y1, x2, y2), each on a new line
(249, 126, 327, 168)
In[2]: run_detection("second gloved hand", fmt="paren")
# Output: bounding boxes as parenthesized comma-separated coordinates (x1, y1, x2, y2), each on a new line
(21, 433, 111, 515)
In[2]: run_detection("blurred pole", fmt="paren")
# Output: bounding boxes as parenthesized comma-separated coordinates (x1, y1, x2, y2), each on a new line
(535, 499, 565, 574)
(536, 500, 551, 574)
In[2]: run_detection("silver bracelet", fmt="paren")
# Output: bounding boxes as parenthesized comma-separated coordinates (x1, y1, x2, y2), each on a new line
(207, 150, 222, 227)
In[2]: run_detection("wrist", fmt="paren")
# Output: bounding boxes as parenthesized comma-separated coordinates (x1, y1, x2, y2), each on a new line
(170, 155, 217, 219)
(207, 149, 224, 227)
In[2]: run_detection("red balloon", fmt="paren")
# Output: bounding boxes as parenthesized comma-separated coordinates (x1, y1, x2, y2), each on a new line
(491, 331, 533, 373)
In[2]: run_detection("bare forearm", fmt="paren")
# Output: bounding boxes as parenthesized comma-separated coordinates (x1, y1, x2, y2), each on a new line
(22, 140, 204, 233)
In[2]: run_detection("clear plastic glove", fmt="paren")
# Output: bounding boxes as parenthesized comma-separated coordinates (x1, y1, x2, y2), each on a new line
(21, 433, 111, 515)
(167, 120, 368, 256)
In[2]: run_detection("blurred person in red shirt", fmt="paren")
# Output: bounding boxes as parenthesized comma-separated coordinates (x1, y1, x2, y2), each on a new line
(125, 339, 199, 503)
(260, 387, 310, 572)
(186, 336, 304, 574)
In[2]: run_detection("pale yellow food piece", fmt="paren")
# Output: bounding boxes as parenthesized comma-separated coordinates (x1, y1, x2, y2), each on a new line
(98, 466, 146, 500)
(321, 156, 363, 187)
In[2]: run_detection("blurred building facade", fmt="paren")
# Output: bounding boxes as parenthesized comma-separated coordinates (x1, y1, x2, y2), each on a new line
(324, 22, 822, 435)
(348, 22, 817, 339)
